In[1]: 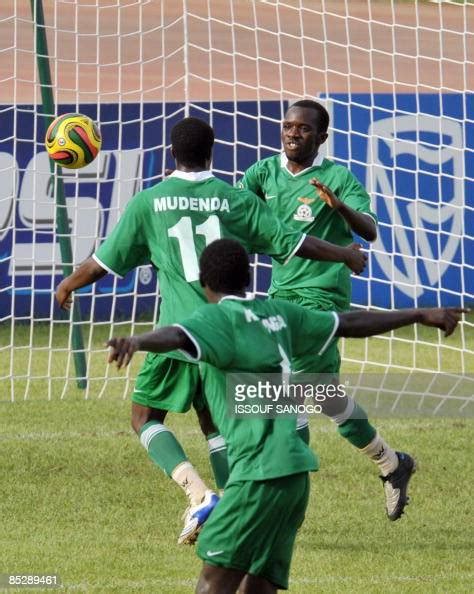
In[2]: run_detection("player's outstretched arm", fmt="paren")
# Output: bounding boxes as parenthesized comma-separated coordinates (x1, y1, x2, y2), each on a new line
(337, 307, 468, 339)
(309, 178, 377, 242)
(107, 326, 194, 369)
(55, 257, 107, 310)
(296, 238, 367, 275)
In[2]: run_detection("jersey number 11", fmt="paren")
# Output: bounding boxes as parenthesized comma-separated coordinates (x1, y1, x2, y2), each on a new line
(168, 215, 222, 282)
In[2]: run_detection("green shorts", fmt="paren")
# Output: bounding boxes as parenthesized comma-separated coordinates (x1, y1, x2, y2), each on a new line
(197, 472, 310, 590)
(272, 290, 341, 374)
(132, 353, 205, 413)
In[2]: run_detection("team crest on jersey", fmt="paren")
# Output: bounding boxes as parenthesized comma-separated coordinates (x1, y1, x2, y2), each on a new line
(293, 197, 315, 222)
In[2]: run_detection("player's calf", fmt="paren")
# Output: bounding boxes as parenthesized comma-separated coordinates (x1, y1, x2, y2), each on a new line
(133, 403, 219, 541)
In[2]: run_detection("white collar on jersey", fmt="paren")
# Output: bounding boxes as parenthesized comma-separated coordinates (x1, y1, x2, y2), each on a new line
(169, 170, 214, 181)
(280, 152, 325, 177)
(218, 292, 255, 303)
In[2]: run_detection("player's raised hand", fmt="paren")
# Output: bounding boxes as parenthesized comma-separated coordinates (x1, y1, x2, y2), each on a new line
(344, 243, 367, 275)
(417, 307, 469, 337)
(55, 258, 107, 311)
(56, 280, 73, 310)
(310, 178, 342, 210)
(107, 336, 139, 368)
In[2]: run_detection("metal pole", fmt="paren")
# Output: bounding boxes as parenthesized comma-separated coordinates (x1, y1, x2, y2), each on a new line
(30, 0, 87, 389)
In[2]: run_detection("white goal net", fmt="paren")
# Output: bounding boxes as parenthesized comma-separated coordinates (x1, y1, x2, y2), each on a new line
(1, 0, 472, 413)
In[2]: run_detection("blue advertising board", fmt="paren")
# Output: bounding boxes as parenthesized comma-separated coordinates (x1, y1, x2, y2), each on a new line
(0, 96, 472, 321)
(329, 93, 473, 310)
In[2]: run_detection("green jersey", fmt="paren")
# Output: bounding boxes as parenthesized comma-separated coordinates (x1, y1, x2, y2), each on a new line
(178, 295, 339, 482)
(94, 171, 305, 360)
(240, 153, 377, 310)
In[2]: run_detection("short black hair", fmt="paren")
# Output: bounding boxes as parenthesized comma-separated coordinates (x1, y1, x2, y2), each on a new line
(287, 100, 330, 133)
(199, 239, 250, 293)
(170, 117, 214, 168)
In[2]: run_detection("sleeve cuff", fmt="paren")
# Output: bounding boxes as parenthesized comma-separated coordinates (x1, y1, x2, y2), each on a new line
(361, 212, 377, 224)
(173, 324, 202, 362)
(318, 312, 340, 355)
(283, 233, 307, 265)
(92, 253, 124, 279)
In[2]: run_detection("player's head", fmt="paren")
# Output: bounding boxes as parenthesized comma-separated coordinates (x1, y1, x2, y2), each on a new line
(282, 100, 329, 165)
(171, 117, 214, 169)
(199, 239, 250, 301)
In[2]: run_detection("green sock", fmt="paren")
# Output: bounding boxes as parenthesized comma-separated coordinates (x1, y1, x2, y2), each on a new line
(139, 421, 187, 476)
(207, 433, 229, 489)
(297, 424, 310, 445)
(337, 403, 377, 449)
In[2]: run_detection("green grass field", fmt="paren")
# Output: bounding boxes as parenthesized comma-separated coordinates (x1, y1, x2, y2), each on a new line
(1, 401, 473, 593)
(2, 317, 473, 401)
(1, 322, 473, 593)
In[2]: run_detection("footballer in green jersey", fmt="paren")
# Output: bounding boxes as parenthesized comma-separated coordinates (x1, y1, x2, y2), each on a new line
(239, 99, 413, 518)
(240, 102, 377, 312)
(56, 116, 366, 544)
(107, 238, 465, 594)
(241, 148, 376, 310)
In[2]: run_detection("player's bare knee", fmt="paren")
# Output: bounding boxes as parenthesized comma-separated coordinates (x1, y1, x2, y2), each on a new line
(196, 406, 217, 436)
(195, 575, 211, 594)
(131, 403, 166, 434)
(196, 564, 244, 594)
(195, 566, 216, 594)
(320, 391, 348, 417)
(130, 412, 144, 435)
(238, 574, 277, 594)
(326, 395, 356, 425)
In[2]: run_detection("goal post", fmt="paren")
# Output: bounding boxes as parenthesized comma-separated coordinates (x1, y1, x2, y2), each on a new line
(0, 1, 472, 411)
(30, 0, 87, 389)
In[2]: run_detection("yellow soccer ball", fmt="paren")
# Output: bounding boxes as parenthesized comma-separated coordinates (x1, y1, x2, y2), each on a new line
(45, 113, 102, 169)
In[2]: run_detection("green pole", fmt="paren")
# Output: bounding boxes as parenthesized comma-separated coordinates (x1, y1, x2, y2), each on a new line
(30, 0, 87, 389)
